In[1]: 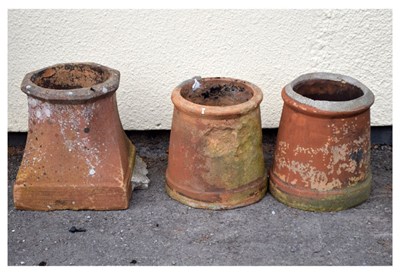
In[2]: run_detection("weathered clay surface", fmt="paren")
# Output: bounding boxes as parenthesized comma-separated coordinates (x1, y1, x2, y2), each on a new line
(166, 77, 267, 209)
(14, 63, 136, 211)
(270, 72, 375, 211)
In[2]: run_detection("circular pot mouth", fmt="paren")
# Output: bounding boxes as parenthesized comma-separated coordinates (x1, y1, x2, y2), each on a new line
(284, 72, 374, 115)
(171, 77, 263, 118)
(21, 62, 120, 102)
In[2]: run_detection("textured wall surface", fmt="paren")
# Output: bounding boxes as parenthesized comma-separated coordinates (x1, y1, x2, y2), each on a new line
(8, 9, 392, 131)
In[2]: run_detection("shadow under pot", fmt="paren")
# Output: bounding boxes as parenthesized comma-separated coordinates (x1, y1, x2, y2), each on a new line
(270, 72, 375, 211)
(14, 62, 136, 211)
(166, 77, 267, 210)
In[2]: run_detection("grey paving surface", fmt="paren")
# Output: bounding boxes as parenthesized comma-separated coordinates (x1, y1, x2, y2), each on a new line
(7, 131, 392, 266)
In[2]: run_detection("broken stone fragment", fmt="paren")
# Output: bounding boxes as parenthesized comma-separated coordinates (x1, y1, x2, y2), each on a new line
(131, 155, 150, 190)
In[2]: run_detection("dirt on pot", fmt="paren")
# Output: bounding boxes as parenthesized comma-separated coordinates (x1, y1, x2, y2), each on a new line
(31, 64, 109, 90)
(181, 83, 253, 106)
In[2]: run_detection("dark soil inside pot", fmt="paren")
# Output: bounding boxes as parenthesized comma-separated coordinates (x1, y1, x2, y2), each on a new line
(182, 82, 252, 106)
(31, 64, 110, 90)
(294, 79, 363, 101)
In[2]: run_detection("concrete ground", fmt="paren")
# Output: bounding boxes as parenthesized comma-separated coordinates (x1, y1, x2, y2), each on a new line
(7, 131, 392, 266)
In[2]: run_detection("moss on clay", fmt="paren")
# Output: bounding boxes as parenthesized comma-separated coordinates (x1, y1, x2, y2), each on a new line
(269, 171, 372, 212)
(202, 111, 265, 190)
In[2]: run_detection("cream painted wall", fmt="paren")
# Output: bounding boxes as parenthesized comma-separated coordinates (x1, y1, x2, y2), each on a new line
(8, 9, 392, 131)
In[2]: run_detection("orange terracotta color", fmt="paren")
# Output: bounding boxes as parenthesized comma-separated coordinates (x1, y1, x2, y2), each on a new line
(14, 63, 136, 211)
(166, 77, 267, 210)
(270, 72, 375, 211)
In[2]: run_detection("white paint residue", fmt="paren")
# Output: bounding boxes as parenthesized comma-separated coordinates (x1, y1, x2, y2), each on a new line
(29, 97, 53, 122)
(328, 144, 348, 173)
(192, 78, 201, 91)
(89, 168, 96, 176)
(44, 107, 51, 117)
(274, 127, 370, 191)
(280, 159, 341, 191)
(201, 107, 205, 115)
(35, 110, 42, 119)
(56, 102, 101, 175)
(294, 144, 329, 156)
(353, 135, 367, 145)
(29, 97, 38, 107)
(278, 141, 290, 155)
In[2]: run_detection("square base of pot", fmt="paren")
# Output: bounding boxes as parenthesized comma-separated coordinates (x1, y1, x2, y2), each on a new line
(165, 173, 267, 210)
(13, 145, 136, 211)
(268, 171, 372, 212)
